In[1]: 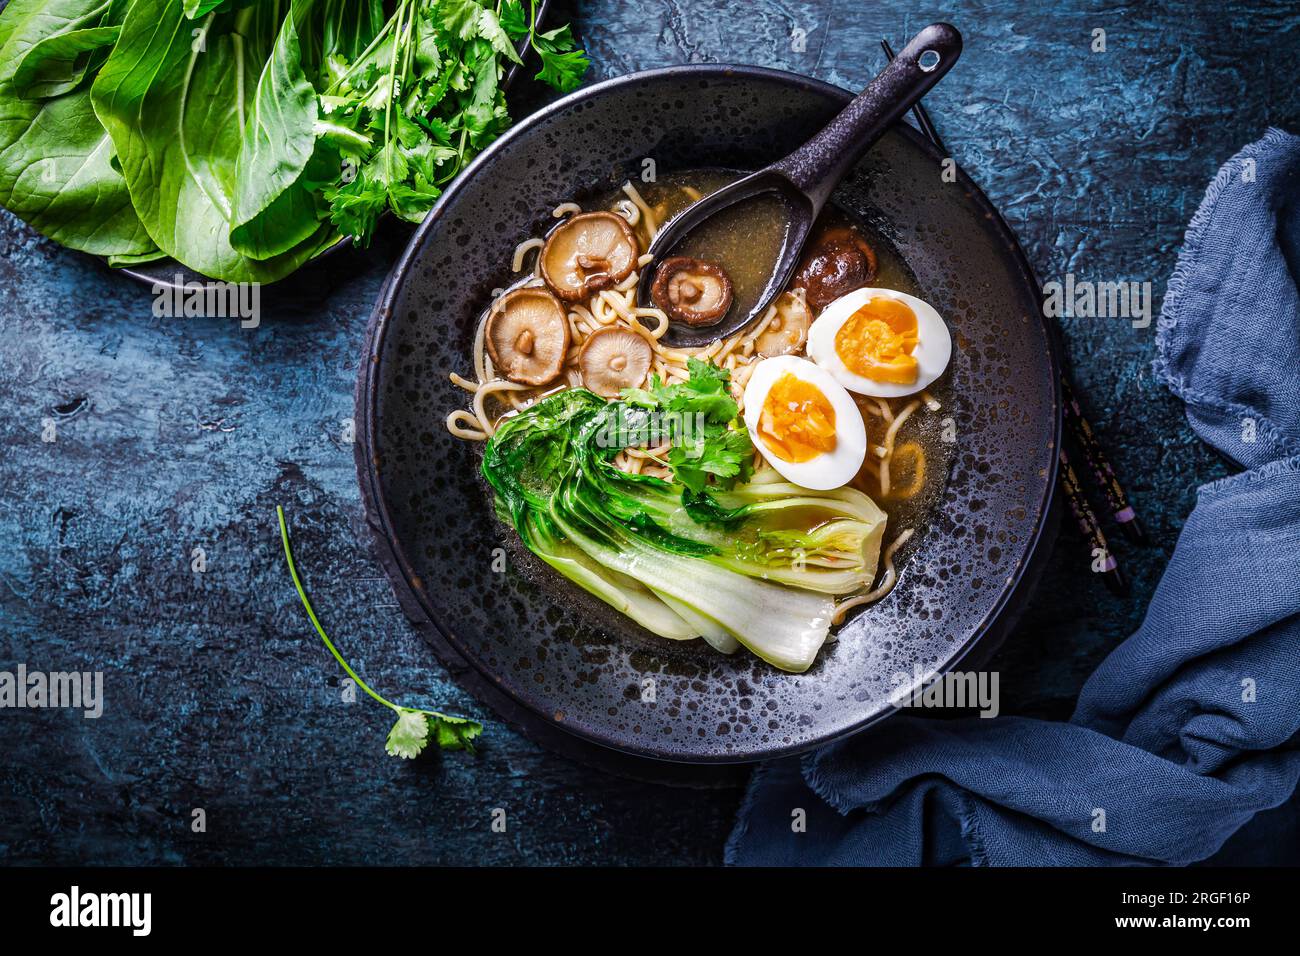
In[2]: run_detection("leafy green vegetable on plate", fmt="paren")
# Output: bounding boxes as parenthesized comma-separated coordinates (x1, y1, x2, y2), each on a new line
(0, 0, 152, 257)
(0, 0, 589, 281)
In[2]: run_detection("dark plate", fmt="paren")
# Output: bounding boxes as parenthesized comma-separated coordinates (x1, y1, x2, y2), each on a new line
(355, 66, 1061, 765)
(113, 1, 548, 292)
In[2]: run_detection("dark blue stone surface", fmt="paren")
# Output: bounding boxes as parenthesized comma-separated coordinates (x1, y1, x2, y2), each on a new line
(2, 0, 1297, 865)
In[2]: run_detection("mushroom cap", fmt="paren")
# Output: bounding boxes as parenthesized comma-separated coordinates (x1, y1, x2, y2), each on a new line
(792, 227, 878, 313)
(650, 256, 734, 327)
(755, 290, 813, 357)
(578, 326, 653, 398)
(485, 287, 571, 386)
(540, 212, 640, 301)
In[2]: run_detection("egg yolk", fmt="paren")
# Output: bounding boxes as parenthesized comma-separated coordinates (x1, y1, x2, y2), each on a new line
(834, 298, 919, 384)
(758, 372, 837, 463)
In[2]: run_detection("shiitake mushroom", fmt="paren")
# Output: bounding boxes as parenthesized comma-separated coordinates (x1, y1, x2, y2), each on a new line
(485, 287, 570, 386)
(540, 212, 640, 301)
(578, 327, 653, 398)
(754, 290, 813, 357)
(650, 256, 734, 327)
(792, 226, 878, 313)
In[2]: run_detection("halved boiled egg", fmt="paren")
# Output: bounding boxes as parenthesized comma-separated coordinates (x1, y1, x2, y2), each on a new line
(742, 355, 866, 490)
(806, 287, 952, 398)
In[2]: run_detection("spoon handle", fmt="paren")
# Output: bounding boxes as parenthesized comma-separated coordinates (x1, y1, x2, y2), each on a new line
(771, 23, 963, 209)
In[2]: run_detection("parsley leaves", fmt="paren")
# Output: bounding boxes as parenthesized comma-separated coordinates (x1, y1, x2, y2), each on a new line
(531, 24, 590, 93)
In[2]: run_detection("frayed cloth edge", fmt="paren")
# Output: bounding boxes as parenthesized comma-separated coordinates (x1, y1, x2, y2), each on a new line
(1152, 127, 1300, 461)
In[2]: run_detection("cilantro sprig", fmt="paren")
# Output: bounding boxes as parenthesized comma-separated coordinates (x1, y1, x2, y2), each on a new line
(321, 0, 590, 245)
(505, 0, 591, 93)
(621, 358, 756, 494)
(277, 506, 481, 759)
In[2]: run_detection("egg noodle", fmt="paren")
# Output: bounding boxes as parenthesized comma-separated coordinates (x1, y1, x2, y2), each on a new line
(446, 182, 940, 611)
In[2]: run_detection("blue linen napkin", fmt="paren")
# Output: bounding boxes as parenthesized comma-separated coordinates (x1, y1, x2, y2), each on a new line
(726, 129, 1300, 867)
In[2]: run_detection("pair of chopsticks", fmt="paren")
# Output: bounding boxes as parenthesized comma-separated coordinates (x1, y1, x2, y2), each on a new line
(881, 39, 1146, 596)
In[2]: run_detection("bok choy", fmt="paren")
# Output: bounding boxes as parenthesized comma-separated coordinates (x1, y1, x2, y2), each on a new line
(482, 385, 887, 673)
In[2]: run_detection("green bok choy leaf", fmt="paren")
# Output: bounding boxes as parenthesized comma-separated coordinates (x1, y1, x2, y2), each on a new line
(481, 386, 887, 673)
(0, 0, 152, 257)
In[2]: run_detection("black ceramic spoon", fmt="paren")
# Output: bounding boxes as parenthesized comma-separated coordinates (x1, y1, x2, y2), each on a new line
(639, 22, 963, 348)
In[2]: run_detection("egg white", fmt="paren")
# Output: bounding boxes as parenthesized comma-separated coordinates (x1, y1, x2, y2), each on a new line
(742, 355, 866, 490)
(806, 287, 952, 398)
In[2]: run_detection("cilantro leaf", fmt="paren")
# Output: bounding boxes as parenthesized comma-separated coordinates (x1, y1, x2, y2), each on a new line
(667, 422, 754, 493)
(536, 47, 589, 94)
(388, 180, 442, 224)
(432, 714, 483, 751)
(661, 359, 740, 421)
(500, 0, 529, 40)
(531, 23, 590, 94)
(618, 360, 754, 492)
(437, 0, 481, 41)
(535, 23, 578, 48)
(386, 710, 430, 759)
(476, 7, 523, 65)
(620, 387, 661, 409)
(683, 357, 732, 393)
(368, 138, 410, 187)
(417, 115, 454, 144)
(324, 168, 390, 246)
(385, 709, 481, 758)
(700, 425, 756, 480)
(414, 17, 443, 75)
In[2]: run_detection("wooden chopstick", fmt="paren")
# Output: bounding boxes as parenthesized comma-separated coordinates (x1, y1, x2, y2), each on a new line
(1061, 377, 1148, 543)
(1060, 449, 1129, 595)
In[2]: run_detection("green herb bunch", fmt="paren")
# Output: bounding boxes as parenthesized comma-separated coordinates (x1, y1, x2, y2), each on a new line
(319, 0, 589, 245)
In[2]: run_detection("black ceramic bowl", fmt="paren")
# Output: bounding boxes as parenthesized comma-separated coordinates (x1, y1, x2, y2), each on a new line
(356, 66, 1061, 764)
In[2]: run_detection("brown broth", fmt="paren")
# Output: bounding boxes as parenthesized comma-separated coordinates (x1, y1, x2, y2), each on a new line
(594, 169, 954, 547)
(851, 392, 952, 540)
(600, 170, 788, 326)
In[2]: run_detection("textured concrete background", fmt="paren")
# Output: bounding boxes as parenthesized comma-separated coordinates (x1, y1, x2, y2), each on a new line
(2, 1, 1298, 865)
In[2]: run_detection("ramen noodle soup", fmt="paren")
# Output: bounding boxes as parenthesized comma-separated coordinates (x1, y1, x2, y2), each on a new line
(446, 170, 954, 673)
